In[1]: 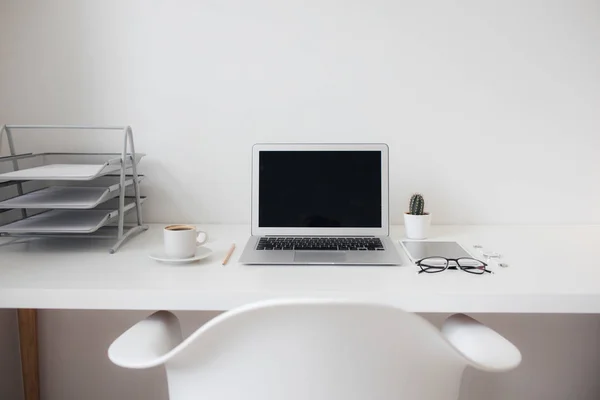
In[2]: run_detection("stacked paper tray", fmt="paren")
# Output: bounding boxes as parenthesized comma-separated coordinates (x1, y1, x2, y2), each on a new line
(0, 176, 144, 209)
(0, 126, 148, 253)
(0, 153, 145, 181)
(0, 197, 146, 234)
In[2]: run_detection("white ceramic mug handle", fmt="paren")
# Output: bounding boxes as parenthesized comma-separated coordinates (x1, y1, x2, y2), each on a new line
(196, 230, 208, 246)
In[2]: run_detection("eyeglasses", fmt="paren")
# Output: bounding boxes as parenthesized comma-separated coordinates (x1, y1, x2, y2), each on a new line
(416, 257, 492, 275)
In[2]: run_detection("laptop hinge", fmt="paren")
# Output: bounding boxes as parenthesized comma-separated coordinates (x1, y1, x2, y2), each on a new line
(265, 235, 377, 237)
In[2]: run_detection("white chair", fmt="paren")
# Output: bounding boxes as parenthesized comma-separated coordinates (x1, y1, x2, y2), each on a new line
(108, 299, 521, 400)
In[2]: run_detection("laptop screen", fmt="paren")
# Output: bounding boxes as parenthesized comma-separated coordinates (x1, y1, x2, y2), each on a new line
(258, 150, 382, 228)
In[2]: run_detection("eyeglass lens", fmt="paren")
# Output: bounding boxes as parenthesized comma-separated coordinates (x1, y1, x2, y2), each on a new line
(418, 257, 449, 273)
(456, 258, 486, 274)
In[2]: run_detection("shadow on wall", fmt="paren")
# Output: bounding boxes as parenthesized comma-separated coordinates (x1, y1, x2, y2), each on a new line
(0, 310, 22, 400)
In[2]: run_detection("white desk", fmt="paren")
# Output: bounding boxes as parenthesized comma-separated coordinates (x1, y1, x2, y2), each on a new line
(0, 224, 598, 313)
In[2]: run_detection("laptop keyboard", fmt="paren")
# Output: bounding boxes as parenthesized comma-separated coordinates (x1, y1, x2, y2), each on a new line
(257, 237, 384, 251)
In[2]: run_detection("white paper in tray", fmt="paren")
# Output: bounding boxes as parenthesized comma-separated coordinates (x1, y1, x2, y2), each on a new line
(0, 164, 122, 181)
(0, 186, 113, 209)
(0, 209, 112, 233)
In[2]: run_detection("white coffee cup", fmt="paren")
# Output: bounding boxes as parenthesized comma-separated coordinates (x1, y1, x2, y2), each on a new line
(164, 225, 208, 259)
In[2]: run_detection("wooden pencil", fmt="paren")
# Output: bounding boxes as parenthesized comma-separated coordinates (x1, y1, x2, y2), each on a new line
(222, 243, 236, 265)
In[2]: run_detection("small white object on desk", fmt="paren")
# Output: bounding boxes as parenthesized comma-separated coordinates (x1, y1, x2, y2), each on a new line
(473, 245, 509, 268)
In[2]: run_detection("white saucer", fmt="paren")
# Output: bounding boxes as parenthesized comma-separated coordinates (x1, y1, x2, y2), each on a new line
(149, 247, 213, 264)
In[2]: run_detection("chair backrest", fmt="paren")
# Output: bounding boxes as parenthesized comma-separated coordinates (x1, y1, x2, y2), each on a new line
(164, 300, 469, 400)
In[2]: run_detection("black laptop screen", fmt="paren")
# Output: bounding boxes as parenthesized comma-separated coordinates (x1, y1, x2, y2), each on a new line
(258, 150, 382, 228)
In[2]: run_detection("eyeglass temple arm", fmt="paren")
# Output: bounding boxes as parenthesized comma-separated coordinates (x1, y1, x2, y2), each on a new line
(442, 313, 521, 372)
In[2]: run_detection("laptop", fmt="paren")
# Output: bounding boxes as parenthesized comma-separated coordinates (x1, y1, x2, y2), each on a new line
(239, 143, 402, 265)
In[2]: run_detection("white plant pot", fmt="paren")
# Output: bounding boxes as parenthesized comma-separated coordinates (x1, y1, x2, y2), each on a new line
(404, 213, 431, 240)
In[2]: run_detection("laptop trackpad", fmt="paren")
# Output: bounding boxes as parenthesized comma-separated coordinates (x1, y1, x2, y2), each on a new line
(294, 251, 347, 264)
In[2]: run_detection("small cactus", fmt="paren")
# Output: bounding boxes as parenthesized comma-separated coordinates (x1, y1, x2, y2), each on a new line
(408, 193, 425, 215)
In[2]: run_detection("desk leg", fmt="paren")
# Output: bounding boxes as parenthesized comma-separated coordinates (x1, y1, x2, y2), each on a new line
(18, 309, 40, 400)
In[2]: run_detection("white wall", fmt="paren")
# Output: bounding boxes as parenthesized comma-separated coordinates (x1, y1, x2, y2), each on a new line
(1, 0, 599, 225)
(1, 1, 600, 399)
